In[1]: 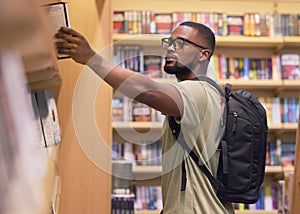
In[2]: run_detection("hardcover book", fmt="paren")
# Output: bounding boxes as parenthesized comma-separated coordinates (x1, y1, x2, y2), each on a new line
(44, 2, 71, 59)
(281, 54, 300, 80)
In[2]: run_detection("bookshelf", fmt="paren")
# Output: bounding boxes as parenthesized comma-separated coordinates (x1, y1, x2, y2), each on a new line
(0, 0, 62, 213)
(291, 94, 300, 213)
(1, 0, 113, 214)
(112, 0, 300, 213)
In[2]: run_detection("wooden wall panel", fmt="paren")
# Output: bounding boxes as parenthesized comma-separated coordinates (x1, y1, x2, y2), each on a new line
(56, 0, 112, 213)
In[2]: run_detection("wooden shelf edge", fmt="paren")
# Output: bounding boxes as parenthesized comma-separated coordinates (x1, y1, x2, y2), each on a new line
(135, 210, 160, 214)
(265, 165, 294, 174)
(135, 210, 278, 214)
(113, 34, 297, 49)
(132, 165, 294, 175)
(28, 72, 61, 92)
(220, 79, 282, 90)
(235, 210, 278, 214)
(113, 121, 163, 130)
(113, 121, 297, 132)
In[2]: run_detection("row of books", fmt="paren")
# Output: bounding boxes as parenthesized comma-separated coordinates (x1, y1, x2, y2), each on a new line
(112, 96, 299, 125)
(112, 138, 296, 168)
(133, 179, 293, 212)
(112, 97, 165, 122)
(111, 194, 135, 214)
(133, 186, 163, 211)
(234, 175, 293, 212)
(266, 139, 296, 167)
(202, 54, 299, 80)
(214, 55, 273, 80)
(112, 140, 162, 166)
(114, 10, 300, 37)
(259, 97, 299, 125)
(113, 45, 173, 79)
(114, 45, 300, 80)
(227, 174, 293, 212)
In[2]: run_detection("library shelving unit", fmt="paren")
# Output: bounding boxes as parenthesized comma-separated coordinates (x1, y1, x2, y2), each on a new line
(0, 0, 62, 213)
(112, 0, 300, 213)
(291, 96, 300, 213)
(1, 0, 114, 214)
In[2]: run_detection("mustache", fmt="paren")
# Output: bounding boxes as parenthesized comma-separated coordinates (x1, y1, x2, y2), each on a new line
(165, 54, 177, 60)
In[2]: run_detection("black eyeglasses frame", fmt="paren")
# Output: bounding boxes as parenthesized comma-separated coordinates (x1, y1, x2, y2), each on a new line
(161, 37, 208, 50)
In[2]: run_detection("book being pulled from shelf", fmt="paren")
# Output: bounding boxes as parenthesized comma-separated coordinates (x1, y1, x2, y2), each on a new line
(43, 2, 71, 59)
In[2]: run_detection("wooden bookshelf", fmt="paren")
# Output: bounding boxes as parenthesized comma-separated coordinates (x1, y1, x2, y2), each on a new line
(291, 95, 300, 214)
(112, 0, 300, 213)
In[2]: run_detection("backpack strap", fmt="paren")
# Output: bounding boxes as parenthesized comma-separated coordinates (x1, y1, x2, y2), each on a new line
(168, 116, 220, 192)
(192, 76, 226, 97)
(193, 76, 230, 175)
(168, 76, 226, 192)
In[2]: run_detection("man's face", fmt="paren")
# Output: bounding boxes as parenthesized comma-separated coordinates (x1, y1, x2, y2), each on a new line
(163, 25, 204, 75)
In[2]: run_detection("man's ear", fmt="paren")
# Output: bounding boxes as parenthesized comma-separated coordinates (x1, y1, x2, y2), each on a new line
(199, 50, 210, 62)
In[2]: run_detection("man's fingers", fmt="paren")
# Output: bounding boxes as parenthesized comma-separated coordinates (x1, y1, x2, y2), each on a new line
(56, 41, 76, 49)
(55, 32, 79, 44)
(55, 27, 83, 44)
(59, 27, 82, 37)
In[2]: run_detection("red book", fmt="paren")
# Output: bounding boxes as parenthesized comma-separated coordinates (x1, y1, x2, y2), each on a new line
(155, 13, 172, 34)
(281, 54, 300, 80)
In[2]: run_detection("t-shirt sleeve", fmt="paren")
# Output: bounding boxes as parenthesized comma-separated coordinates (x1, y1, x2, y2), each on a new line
(171, 81, 209, 143)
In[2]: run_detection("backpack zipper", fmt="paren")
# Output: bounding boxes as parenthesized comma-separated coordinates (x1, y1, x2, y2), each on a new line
(232, 112, 238, 133)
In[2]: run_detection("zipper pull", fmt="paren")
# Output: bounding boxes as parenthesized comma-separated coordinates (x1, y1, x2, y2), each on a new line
(232, 112, 238, 133)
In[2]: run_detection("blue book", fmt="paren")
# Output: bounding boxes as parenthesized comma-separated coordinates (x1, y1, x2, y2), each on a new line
(243, 57, 250, 80)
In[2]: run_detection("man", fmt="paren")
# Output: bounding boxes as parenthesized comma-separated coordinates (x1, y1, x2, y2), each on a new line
(56, 21, 234, 214)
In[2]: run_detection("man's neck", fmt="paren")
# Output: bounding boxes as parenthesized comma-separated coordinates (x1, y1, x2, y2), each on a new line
(176, 73, 206, 82)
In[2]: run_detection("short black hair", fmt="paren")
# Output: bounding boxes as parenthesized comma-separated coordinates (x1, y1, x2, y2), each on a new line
(179, 21, 215, 57)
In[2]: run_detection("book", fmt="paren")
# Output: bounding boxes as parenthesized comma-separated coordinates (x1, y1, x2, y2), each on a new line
(280, 54, 300, 80)
(44, 2, 70, 59)
(155, 13, 172, 34)
(36, 89, 62, 147)
(227, 15, 244, 35)
(30, 92, 47, 148)
(113, 11, 126, 33)
(112, 97, 124, 121)
(131, 101, 151, 122)
(272, 97, 281, 124)
(112, 160, 133, 194)
(143, 55, 163, 78)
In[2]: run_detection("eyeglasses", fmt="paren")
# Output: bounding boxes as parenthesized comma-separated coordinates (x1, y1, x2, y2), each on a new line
(161, 37, 208, 50)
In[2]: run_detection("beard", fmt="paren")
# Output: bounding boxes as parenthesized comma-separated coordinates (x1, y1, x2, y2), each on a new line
(164, 61, 192, 75)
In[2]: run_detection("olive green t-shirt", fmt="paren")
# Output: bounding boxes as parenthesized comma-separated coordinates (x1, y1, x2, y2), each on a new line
(161, 80, 234, 214)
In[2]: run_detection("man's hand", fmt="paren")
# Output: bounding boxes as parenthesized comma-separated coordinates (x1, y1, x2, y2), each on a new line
(55, 27, 96, 65)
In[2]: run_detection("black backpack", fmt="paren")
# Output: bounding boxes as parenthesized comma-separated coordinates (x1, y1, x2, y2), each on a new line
(168, 76, 268, 204)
